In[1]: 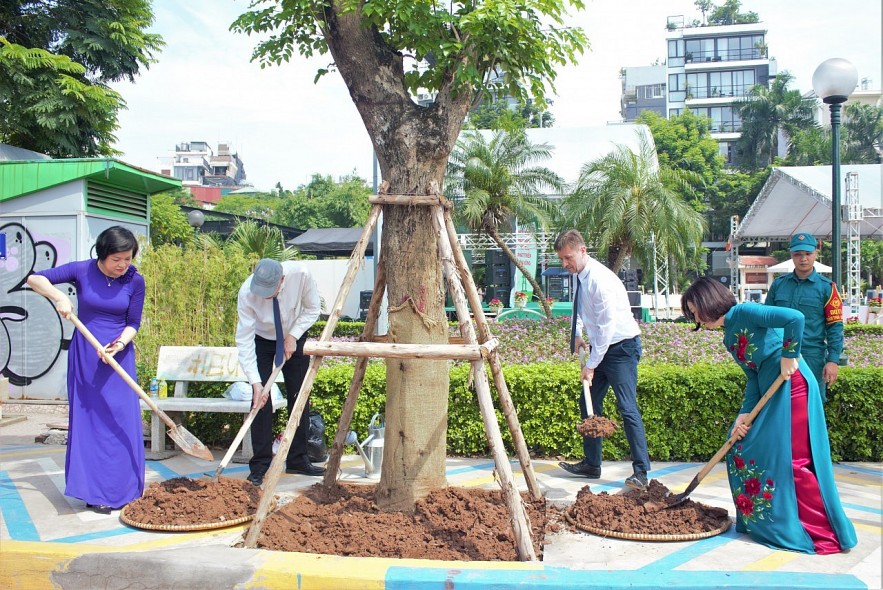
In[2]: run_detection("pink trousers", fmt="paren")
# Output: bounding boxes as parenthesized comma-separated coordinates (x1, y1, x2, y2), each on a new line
(790, 370, 841, 554)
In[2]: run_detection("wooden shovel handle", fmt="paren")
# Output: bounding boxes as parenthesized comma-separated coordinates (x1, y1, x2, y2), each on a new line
(67, 313, 176, 431)
(693, 374, 786, 484)
(216, 363, 284, 474)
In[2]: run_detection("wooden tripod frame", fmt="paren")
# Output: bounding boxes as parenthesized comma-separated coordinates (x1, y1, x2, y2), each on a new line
(243, 192, 541, 561)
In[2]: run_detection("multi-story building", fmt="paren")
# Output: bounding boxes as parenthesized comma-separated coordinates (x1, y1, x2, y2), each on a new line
(157, 141, 247, 187)
(621, 16, 775, 166)
(620, 66, 667, 122)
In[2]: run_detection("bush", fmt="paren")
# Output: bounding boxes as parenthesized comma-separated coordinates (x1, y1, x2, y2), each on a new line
(178, 362, 882, 462)
(844, 323, 883, 336)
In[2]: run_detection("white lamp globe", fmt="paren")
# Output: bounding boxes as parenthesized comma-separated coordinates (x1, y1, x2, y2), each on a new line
(812, 58, 858, 104)
(187, 209, 205, 228)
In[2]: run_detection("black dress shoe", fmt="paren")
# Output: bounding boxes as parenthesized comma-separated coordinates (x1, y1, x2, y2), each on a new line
(86, 503, 112, 514)
(246, 473, 264, 487)
(285, 463, 326, 476)
(558, 460, 601, 478)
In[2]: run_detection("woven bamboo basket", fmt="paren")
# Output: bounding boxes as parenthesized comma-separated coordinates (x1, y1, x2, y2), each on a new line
(564, 511, 732, 542)
(120, 507, 255, 532)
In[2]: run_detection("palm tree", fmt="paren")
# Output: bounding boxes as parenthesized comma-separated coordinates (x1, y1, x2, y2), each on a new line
(446, 130, 564, 318)
(564, 133, 706, 277)
(194, 219, 299, 262)
(735, 72, 815, 169)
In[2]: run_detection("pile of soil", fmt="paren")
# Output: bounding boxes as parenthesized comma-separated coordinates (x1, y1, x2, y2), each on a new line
(566, 479, 730, 537)
(256, 483, 546, 561)
(576, 416, 618, 437)
(124, 477, 260, 526)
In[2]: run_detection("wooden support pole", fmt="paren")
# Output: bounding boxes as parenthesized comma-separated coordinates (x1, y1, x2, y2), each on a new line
(368, 194, 451, 208)
(245, 205, 381, 548)
(303, 340, 484, 360)
(432, 206, 537, 562)
(443, 209, 542, 500)
(323, 262, 387, 486)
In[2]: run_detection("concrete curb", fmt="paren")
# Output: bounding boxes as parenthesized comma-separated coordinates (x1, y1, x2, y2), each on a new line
(1, 540, 867, 590)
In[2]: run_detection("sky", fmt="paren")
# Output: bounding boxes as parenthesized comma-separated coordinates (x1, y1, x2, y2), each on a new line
(111, 0, 882, 191)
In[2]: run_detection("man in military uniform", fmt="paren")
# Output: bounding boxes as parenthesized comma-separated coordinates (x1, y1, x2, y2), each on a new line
(766, 232, 843, 401)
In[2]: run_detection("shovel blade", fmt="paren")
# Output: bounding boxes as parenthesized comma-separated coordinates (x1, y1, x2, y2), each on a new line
(166, 425, 214, 461)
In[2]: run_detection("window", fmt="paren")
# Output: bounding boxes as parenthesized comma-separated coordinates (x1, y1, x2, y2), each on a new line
(639, 84, 665, 99)
(669, 74, 686, 102)
(668, 40, 684, 67)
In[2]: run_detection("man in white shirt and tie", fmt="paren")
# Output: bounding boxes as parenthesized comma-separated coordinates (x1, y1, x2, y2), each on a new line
(236, 258, 323, 486)
(555, 230, 651, 491)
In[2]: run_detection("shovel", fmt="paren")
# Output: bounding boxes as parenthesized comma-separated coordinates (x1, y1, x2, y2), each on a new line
(68, 313, 214, 462)
(209, 362, 284, 480)
(579, 349, 593, 417)
(649, 374, 786, 511)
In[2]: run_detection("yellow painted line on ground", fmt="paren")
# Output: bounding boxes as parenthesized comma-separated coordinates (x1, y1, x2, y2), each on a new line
(1, 541, 82, 589)
(854, 522, 882, 533)
(455, 460, 560, 488)
(250, 552, 389, 590)
(119, 524, 249, 550)
(0, 447, 65, 459)
(742, 550, 799, 571)
(665, 469, 729, 493)
(835, 473, 882, 487)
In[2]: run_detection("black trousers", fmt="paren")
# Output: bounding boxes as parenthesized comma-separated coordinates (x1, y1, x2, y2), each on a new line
(249, 334, 311, 476)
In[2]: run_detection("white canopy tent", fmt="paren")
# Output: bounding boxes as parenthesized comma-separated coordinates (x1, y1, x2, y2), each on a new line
(767, 260, 833, 274)
(734, 164, 883, 241)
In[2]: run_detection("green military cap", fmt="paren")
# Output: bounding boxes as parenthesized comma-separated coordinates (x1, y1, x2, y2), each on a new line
(789, 232, 818, 252)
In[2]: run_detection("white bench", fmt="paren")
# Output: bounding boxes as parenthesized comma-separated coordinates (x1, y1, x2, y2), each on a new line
(142, 346, 282, 460)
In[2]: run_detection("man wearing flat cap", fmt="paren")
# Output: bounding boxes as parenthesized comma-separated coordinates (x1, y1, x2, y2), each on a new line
(236, 258, 323, 486)
(766, 232, 843, 401)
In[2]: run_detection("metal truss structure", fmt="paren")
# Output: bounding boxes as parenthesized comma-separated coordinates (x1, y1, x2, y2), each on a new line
(845, 172, 862, 309)
(651, 232, 671, 319)
(457, 231, 560, 265)
(729, 215, 740, 298)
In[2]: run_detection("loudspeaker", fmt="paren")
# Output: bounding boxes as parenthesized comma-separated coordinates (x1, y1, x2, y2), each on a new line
(491, 287, 510, 301)
(491, 264, 511, 286)
(619, 269, 639, 291)
(359, 290, 373, 310)
(626, 291, 641, 307)
(487, 250, 508, 266)
(631, 307, 643, 321)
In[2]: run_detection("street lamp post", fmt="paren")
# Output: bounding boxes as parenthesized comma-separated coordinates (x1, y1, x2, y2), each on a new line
(812, 57, 858, 288)
(187, 209, 205, 235)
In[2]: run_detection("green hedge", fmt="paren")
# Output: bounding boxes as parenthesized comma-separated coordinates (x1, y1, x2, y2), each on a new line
(175, 362, 882, 462)
(843, 323, 883, 336)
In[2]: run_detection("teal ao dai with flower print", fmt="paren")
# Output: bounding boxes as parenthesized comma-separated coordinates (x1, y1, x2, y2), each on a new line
(720, 303, 856, 553)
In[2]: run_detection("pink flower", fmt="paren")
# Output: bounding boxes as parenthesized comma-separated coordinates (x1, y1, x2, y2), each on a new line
(734, 456, 745, 470)
(736, 494, 754, 516)
(749, 459, 755, 465)
(745, 477, 761, 496)
(766, 479, 774, 486)
(763, 491, 773, 500)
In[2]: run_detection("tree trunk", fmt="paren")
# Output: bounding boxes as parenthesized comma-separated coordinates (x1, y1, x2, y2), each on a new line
(487, 226, 552, 318)
(322, 6, 473, 511)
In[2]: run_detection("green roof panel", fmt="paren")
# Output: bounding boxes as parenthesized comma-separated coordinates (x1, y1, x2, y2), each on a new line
(0, 158, 181, 202)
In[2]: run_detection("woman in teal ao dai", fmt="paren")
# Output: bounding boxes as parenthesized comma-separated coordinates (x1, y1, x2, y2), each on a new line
(682, 277, 856, 555)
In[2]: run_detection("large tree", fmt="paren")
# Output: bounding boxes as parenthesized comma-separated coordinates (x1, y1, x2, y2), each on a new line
(0, 0, 163, 157)
(274, 173, 372, 229)
(565, 134, 706, 276)
(735, 72, 815, 169)
(446, 130, 563, 318)
(233, 0, 586, 511)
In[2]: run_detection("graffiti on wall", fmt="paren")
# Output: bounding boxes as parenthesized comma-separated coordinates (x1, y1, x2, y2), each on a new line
(1, 222, 76, 388)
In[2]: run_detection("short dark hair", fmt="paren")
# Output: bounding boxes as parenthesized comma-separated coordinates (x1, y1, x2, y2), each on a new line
(95, 226, 139, 260)
(554, 229, 585, 252)
(681, 276, 736, 331)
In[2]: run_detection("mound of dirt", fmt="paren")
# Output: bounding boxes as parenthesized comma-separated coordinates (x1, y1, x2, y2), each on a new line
(576, 416, 618, 437)
(124, 477, 260, 526)
(256, 483, 546, 561)
(566, 479, 730, 536)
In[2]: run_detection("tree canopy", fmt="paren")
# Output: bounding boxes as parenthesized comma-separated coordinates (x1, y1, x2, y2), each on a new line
(0, 0, 163, 157)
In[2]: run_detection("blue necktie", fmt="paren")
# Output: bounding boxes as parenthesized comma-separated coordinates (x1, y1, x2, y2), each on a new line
(272, 296, 285, 368)
(570, 275, 581, 354)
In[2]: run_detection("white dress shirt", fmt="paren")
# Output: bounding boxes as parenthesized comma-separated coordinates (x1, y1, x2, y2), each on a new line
(236, 261, 321, 384)
(574, 256, 640, 369)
